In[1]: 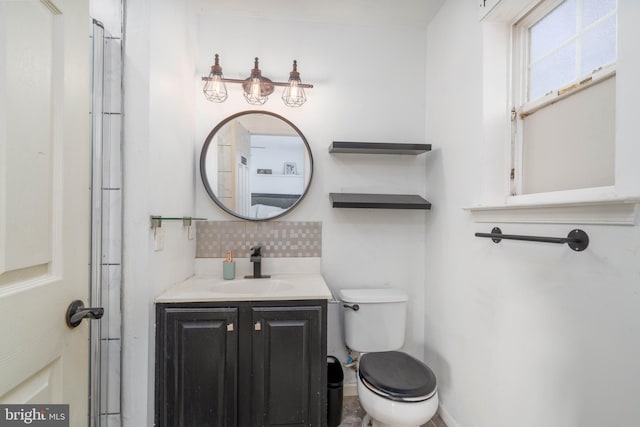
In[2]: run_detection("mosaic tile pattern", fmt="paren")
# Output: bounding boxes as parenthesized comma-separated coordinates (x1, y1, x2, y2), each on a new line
(196, 221, 322, 258)
(338, 396, 447, 427)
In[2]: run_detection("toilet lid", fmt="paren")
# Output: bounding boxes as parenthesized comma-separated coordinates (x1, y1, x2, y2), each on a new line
(359, 351, 437, 402)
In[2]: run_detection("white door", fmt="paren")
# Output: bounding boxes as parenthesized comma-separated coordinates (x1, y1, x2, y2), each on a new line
(236, 161, 250, 217)
(0, 0, 91, 424)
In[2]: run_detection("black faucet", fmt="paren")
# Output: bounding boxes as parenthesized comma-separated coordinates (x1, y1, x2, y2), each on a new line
(246, 245, 270, 279)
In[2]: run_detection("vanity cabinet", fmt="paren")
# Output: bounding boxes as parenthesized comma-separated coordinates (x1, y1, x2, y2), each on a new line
(156, 300, 327, 427)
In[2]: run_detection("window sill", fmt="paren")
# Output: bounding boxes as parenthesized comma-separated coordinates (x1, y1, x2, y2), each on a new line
(466, 187, 640, 225)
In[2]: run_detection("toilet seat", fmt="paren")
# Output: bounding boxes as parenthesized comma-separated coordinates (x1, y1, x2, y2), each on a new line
(359, 351, 437, 402)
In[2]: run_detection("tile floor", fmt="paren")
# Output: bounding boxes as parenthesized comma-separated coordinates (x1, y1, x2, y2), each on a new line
(338, 396, 447, 427)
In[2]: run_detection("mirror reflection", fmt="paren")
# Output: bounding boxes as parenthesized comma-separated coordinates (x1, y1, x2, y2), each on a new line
(200, 111, 313, 220)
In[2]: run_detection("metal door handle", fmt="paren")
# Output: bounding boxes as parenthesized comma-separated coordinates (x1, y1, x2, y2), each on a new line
(66, 300, 104, 328)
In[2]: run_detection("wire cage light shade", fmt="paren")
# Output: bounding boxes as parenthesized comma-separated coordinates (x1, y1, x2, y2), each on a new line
(242, 58, 274, 105)
(282, 60, 307, 107)
(203, 54, 228, 103)
(202, 54, 313, 107)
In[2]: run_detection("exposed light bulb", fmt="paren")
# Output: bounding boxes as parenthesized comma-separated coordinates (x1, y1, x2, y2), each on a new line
(244, 77, 267, 105)
(243, 57, 270, 105)
(203, 54, 228, 103)
(282, 60, 306, 107)
(203, 74, 227, 102)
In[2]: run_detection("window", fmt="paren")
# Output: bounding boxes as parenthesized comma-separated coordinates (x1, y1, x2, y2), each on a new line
(511, 0, 617, 195)
(470, 0, 639, 225)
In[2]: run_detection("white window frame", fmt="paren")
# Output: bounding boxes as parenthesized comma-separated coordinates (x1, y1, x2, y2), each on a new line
(467, 0, 640, 225)
(511, 0, 617, 196)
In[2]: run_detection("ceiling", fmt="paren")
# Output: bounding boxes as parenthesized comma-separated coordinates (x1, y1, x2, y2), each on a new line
(191, 0, 446, 28)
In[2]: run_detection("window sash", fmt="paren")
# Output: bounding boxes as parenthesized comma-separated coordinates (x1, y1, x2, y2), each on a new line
(513, 0, 617, 110)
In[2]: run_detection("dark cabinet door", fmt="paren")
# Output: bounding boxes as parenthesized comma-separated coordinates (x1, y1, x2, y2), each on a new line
(157, 307, 238, 427)
(250, 305, 326, 427)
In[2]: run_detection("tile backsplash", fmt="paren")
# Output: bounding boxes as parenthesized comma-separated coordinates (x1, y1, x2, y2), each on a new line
(196, 221, 322, 258)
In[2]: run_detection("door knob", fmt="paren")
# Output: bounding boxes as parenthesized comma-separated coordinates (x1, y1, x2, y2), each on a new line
(66, 300, 104, 328)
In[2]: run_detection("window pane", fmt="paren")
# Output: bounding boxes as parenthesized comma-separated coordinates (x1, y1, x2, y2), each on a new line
(582, 0, 616, 28)
(581, 15, 616, 75)
(529, 41, 576, 100)
(530, 0, 576, 62)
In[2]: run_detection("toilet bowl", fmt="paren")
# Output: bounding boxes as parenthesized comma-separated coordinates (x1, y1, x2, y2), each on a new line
(338, 288, 439, 427)
(357, 351, 438, 427)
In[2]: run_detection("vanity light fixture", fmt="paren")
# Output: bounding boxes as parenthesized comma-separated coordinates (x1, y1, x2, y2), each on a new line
(202, 54, 313, 107)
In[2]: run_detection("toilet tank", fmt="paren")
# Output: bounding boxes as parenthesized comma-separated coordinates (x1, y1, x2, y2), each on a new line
(339, 288, 408, 353)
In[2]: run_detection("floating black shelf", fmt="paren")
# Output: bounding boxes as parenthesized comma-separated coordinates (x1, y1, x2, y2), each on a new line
(329, 141, 432, 155)
(329, 193, 432, 210)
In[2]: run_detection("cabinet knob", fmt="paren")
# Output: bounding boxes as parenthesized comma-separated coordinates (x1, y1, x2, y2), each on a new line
(227, 323, 234, 332)
(254, 321, 261, 331)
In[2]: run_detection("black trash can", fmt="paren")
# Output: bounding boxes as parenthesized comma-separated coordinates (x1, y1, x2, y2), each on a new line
(327, 356, 344, 427)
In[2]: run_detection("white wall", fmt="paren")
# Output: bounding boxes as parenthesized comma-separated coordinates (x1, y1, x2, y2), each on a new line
(424, 2, 640, 427)
(122, 0, 196, 425)
(193, 13, 429, 384)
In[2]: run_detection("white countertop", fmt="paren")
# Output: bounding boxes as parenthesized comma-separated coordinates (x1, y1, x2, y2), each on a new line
(155, 273, 333, 303)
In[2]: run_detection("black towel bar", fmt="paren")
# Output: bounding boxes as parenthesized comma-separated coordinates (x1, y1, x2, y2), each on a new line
(475, 227, 589, 252)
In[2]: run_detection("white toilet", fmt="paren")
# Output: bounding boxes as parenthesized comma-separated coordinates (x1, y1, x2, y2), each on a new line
(339, 288, 438, 427)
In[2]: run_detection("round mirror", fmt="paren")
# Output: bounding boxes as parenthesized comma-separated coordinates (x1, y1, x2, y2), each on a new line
(200, 111, 314, 220)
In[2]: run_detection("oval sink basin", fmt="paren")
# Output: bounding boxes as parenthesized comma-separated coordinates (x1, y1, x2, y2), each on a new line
(208, 279, 293, 295)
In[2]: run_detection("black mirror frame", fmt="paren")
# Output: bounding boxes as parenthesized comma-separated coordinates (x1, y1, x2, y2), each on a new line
(200, 110, 314, 221)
